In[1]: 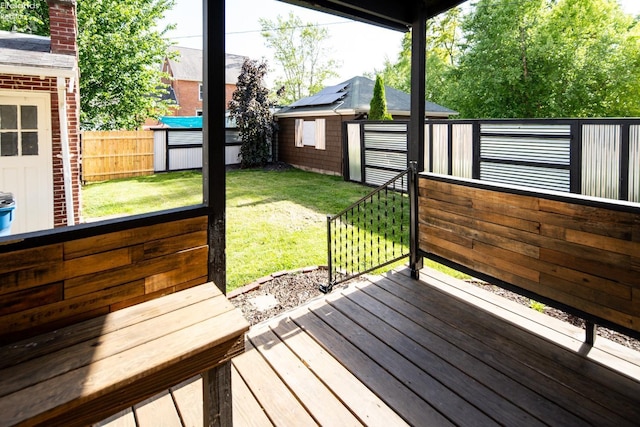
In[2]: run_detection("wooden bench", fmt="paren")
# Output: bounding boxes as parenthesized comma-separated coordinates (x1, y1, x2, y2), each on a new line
(0, 282, 249, 427)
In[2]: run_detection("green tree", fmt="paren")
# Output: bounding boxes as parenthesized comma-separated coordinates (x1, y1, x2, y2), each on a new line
(260, 12, 339, 104)
(369, 75, 393, 120)
(534, 0, 640, 117)
(375, 7, 462, 106)
(228, 59, 274, 168)
(451, 0, 548, 118)
(77, 0, 176, 129)
(451, 0, 640, 118)
(0, 0, 49, 34)
(0, 0, 176, 129)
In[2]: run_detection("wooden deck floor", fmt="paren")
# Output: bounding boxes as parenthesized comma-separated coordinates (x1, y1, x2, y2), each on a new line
(97, 266, 640, 426)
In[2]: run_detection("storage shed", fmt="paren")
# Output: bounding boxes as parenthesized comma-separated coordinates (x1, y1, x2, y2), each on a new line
(275, 75, 456, 175)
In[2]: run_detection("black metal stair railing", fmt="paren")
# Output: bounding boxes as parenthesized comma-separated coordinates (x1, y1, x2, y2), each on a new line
(323, 166, 412, 293)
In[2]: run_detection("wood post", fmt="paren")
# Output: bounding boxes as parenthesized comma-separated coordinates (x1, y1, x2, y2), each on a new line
(203, 362, 233, 426)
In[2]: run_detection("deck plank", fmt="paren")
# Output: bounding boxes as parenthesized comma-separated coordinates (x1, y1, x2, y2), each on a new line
(396, 267, 640, 402)
(170, 376, 203, 427)
(306, 295, 497, 426)
(232, 346, 318, 426)
(99, 266, 640, 427)
(326, 285, 546, 426)
(417, 267, 640, 379)
(348, 278, 586, 426)
(93, 408, 137, 427)
(379, 268, 640, 425)
(231, 365, 273, 427)
(264, 317, 408, 427)
(289, 301, 455, 426)
(133, 390, 182, 426)
(247, 326, 364, 426)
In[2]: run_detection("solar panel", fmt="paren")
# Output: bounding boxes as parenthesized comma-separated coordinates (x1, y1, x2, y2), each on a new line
(316, 82, 349, 95)
(289, 89, 347, 108)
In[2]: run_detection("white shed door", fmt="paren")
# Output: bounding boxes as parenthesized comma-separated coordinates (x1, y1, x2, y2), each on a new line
(0, 91, 53, 234)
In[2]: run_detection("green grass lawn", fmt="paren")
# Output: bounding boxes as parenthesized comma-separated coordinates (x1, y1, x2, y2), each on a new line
(83, 167, 463, 290)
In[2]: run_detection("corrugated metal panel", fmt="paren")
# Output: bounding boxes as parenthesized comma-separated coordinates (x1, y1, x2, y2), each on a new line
(424, 124, 430, 172)
(629, 125, 640, 203)
(452, 124, 473, 178)
(168, 130, 203, 146)
(364, 132, 407, 151)
(347, 123, 362, 182)
(581, 124, 620, 200)
(225, 129, 241, 144)
(481, 123, 571, 136)
(153, 130, 166, 172)
(365, 151, 406, 170)
(364, 123, 407, 133)
(432, 124, 448, 174)
(365, 167, 408, 190)
(226, 145, 241, 165)
(481, 136, 570, 165)
(481, 163, 570, 192)
(169, 147, 203, 170)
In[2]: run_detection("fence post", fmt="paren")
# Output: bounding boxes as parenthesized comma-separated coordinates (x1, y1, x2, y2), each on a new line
(322, 214, 333, 293)
(620, 123, 630, 201)
(409, 161, 423, 279)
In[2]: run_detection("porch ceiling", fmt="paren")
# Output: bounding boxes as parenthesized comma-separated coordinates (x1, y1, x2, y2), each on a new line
(277, 0, 467, 31)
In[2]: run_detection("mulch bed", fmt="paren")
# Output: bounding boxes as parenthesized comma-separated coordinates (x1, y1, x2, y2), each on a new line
(229, 267, 640, 353)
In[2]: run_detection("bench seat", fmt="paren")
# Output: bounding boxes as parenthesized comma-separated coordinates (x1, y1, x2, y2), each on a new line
(0, 282, 249, 427)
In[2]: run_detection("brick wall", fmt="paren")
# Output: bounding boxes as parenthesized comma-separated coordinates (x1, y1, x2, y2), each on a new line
(0, 75, 81, 228)
(277, 115, 350, 175)
(225, 83, 235, 109)
(172, 80, 202, 116)
(169, 81, 235, 116)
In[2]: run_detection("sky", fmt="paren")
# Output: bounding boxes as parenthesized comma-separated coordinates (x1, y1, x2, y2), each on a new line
(159, 0, 640, 88)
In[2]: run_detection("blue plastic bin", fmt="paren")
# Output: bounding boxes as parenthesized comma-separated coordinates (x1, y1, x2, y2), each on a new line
(0, 192, 15, 236)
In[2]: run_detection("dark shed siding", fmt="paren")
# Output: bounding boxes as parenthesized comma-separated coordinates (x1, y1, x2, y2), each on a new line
(277, 115, 356, 175)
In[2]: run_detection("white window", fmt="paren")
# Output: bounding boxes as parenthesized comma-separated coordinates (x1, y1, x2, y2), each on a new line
(0, 104, 39, 156)
(294, 118, 325, 150)
(195, 109, 203, 116)
(198, 83, 203, 101)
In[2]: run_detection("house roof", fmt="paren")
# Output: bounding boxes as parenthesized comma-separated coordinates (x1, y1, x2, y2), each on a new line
(277, 0, 467, 31)
(166, 47, 247, 85)
(0, 30, 76, 75)
(275, 76, 457, 118)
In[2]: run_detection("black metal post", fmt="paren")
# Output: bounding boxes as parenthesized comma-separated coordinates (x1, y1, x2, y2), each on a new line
(569, 121, 582, 194)
(620, 123, 630, 201)
(409, 161, 422, 278)
(472, 122, 481, 180)
(408, 5, 426, 280)
(322, 214, 332, 293)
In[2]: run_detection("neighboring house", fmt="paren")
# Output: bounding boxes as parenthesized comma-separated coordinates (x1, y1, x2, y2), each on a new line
(161, 47, 246, 116)
(274, 75, 457, 176)
(0, 0, 81, 234)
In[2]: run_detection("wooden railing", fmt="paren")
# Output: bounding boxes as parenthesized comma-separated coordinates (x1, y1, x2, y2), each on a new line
(418, 173, 640, 341)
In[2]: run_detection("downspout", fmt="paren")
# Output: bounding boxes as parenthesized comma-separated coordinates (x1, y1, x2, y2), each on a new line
(57, 76, 75, 226)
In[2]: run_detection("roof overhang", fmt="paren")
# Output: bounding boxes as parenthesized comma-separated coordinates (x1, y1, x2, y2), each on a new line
(0, 63, 76, 79)
(274, 108, 456, 118)
(277, 0, 467, 31)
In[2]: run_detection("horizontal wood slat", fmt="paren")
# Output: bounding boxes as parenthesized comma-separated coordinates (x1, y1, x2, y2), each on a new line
(0, 216, 208, 344)
(82, 130, 154, 183)
(418, 175, 640, 334)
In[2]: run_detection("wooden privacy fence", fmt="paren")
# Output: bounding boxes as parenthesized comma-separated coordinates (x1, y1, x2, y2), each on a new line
(82, 131, 154, 183)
